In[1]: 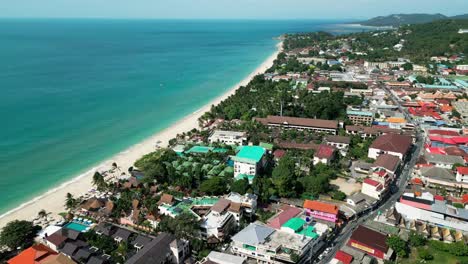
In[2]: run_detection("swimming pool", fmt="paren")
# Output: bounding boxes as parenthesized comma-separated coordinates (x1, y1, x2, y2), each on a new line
(64, 221, 90, 232)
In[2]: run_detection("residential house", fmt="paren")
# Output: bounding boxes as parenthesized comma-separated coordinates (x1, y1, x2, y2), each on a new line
(324, 135, 351, 156)
(368, 134, 412, 160)
(361, 178, 385, 200)
(423, 153, 465, 169)
(456, 167, 468, 183)
(313, 145, 336, 165)
(372, 154, 401, 176)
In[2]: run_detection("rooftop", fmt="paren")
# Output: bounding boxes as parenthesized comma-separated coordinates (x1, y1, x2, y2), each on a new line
(350, 225, 389, 253)
(303, 200, 338, 215)
(231, 146, 265, 164)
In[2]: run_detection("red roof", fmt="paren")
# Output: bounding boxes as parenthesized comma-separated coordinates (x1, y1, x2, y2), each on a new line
(412, 178, 424, 185)
(429, 129, 460, 136)
(463, 194, 468, 204)
(8, 244, 57, 264)
(456, 167, 468, 175)
(434, 195, 445, 201)
(273, 149, 286, 159)
(315, 145, 335, 159)
(426, 147, 446, 155)
(364, 178, 380, 187)
(303, 200, 338, 215)
(370, 134, 412, 156)
(335, 250, 353, 264)
(267, 205, 302, 229)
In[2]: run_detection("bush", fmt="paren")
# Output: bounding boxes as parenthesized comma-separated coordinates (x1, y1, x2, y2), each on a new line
(418, 249, 433, 260)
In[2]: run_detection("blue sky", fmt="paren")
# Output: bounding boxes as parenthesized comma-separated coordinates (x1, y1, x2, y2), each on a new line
(1, 0, 467, 19)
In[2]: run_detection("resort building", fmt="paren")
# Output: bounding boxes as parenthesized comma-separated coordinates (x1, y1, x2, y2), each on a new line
(345, 125, 400, 139)
(230, 223, 317, 264)
(208, 130, 247, 146)
(232, 146, 266, 183)
(367, 134, 412, 160)
(303, 200, 339, 223)
(346, 108, 374, 126)
(200, 198, 238, 241)
(347, 225, 392, 260)
(7, 244, 63, 264)
(255, 115, 338, 134)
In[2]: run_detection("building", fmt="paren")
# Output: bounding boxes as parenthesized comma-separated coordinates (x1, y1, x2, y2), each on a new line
(255, 115, 338, 134)
(232, 146, 266, 183)
(347, 225, 392, 260)
(198, 251, 247, 264)
(396, 194, 468, 232)
(313, 145, 336, 165)
(423, 153, 465, 169)
(208, 130, 247, 146)
(361, 178, 385, 200)
(417, 166, 468, 191)
(230, 223, 316, 264)
(372, 154, 401, 176)
(303, 200, 339, 223)
(368, 134, 412, 160)
(456, 167, 468, 183)
(346, 109, 374, 126)
(345, 125, 400, 139)
(125, 233, 189, 264)
(200, 198, 238, 241)
(332, 250, 353, 264)
(324, 135, 350, 156)
(7, 244, 61, 264)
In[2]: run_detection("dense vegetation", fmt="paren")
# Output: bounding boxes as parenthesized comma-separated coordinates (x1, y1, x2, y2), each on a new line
(349, 19, 468, 63)
(359, 13, 449, 27)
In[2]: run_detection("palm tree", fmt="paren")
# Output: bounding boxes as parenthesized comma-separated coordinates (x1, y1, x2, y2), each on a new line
(65, 193, 77, 211)
(38, 209, 47, 219)
(92, 171, 107, 191)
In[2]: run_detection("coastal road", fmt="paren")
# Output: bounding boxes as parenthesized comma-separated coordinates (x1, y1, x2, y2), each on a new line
(316, 84, 424, 264)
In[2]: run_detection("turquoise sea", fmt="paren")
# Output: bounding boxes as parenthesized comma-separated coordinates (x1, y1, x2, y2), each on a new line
(0, 19, 368, 214)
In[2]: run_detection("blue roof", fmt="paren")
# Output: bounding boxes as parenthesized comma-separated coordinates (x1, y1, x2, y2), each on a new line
(421, 84, 459, 89)
(454, 79, 468, 88)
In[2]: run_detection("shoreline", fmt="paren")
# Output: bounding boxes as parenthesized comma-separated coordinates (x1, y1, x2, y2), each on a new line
(0, 41, 283, 228)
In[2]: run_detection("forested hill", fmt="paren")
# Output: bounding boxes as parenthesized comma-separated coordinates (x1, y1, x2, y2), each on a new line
(358, 13, 467, 27)
(348, 19, 468, 63)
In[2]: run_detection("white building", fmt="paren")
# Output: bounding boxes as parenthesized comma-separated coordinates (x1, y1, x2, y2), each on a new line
(208, 130, 247, 146)
(232, 146, 266, 183)
(361, 178, 385, 200)
(456, 167, 468, 183)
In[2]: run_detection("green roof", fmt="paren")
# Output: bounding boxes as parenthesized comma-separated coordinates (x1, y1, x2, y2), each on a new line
(232, 146, 265, 164)
(282, 217, 306, 232)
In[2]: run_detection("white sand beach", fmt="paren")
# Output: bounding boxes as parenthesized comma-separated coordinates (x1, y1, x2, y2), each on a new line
(0, 41, 283, 228)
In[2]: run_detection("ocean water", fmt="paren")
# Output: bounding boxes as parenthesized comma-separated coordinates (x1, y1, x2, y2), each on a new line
(0, 19, 369, 214)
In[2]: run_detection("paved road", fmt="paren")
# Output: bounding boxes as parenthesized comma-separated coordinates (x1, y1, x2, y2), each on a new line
(316, 84, 424, 264)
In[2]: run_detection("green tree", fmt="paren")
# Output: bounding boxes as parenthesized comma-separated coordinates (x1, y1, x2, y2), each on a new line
(65, 193, 77, 211)
(332, 191, 347, 201)
(387, 235, 408, 258)
(157, 213, 200, 240)
(230, 178, 250, 195)
(418, 249, 433, 260)
(199, 177, 227, 196)
(0, 220, 39, 250)
(272, 155, 297, 197)
(402, 63, 413, 71)
(92, 171, 107, 191)
(408, 231, 426, 247)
